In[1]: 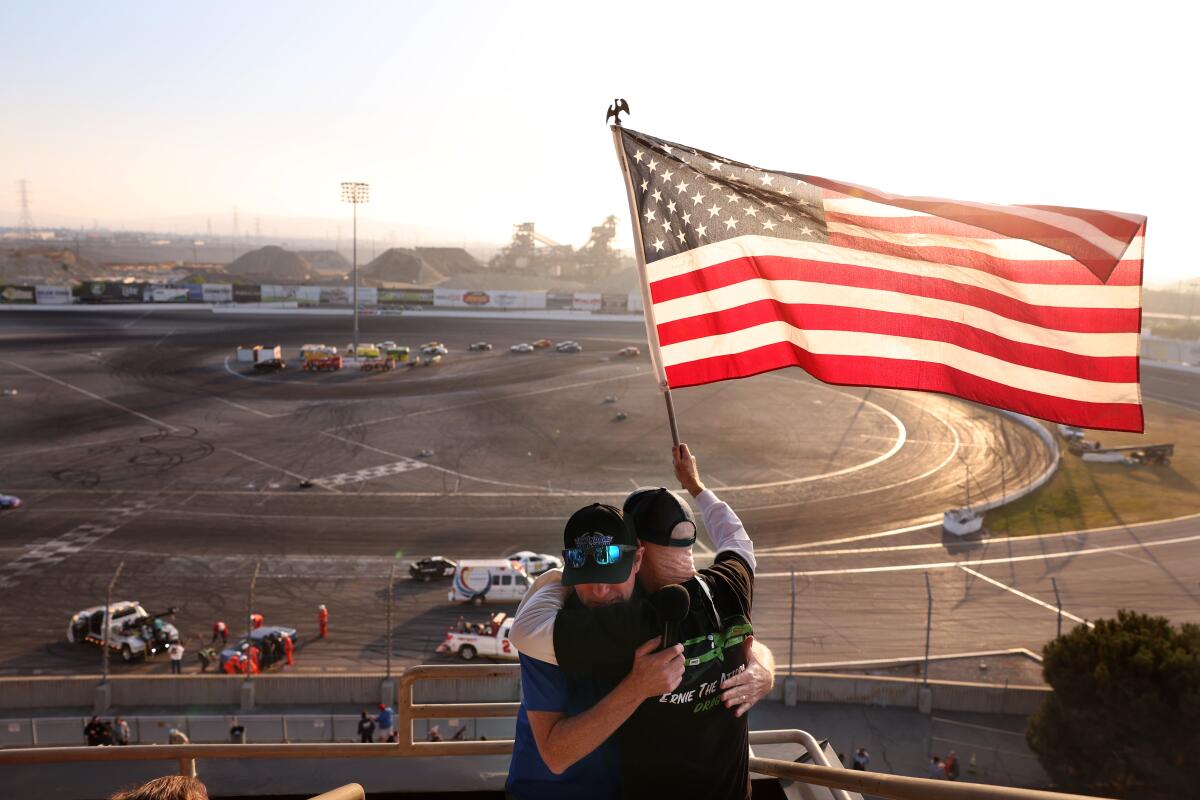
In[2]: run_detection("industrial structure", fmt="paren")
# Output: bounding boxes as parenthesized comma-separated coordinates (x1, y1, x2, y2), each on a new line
(488, 215, 622, 281)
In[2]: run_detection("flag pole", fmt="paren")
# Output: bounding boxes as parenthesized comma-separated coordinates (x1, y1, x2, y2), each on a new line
(608, 102, 681, 446)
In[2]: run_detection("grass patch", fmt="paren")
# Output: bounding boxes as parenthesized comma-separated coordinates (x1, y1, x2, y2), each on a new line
(986, 400, 1200, 536)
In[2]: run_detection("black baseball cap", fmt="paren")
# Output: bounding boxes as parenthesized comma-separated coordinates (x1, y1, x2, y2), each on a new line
(561, 503, 638, 587)
(623, 487, 697, 547)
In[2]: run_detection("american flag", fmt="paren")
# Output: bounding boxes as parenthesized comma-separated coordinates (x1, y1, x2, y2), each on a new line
(613, 126, 1146, 432)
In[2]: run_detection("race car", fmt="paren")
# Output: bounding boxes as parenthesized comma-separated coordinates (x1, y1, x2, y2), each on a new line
(67, 602, 179, 662)
(410, 556, 458, 582)
(505, 551, 563, 576)
(556, 341, 582, 353)
(468, 342, 493, 351)
(510, 343, 534, 354)
(617, 346, 641, 358)
(218, 625, 298, 672)
(0, 494, 21, 510)
(420, 341, 449, 355)
(436, 612, 517, 662)
(532, 339, 553, 349)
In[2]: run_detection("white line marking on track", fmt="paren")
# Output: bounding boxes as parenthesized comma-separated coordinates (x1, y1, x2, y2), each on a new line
(931, 717, 1030, 737)
(122, 310, 154, 328)
(958, 565, 1093, 627)
(755, 532, 1200, 577)
(314, 459, 429, 488)
(224, 448, 341, 493)
(153, 329, 176, 348)
(3, 359, 180, 432)
(2, 435, 144, 459)
(211, 395, 280, 418)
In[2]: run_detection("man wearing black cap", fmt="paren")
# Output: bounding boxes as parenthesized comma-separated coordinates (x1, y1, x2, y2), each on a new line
(509, 444, 773, 800)
(505, 503, 686, 800)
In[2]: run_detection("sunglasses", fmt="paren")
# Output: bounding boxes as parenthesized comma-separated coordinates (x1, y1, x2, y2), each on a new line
(562, 544, 638, 569)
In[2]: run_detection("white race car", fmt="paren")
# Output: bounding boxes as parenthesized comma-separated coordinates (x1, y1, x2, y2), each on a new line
(0, 494, 21, 510)
(505, 550, 563, 576)
(510, 343, 534, 354)
(67, 601, 179, 662)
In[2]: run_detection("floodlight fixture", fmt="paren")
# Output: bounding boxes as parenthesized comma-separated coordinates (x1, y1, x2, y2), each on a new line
(341, 181, 371, 356)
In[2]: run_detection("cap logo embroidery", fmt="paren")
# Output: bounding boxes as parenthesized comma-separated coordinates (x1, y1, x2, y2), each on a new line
(573, 532, 613, 549)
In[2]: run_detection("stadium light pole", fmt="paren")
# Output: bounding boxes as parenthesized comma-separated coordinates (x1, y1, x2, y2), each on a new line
(340, 182, 370, 357)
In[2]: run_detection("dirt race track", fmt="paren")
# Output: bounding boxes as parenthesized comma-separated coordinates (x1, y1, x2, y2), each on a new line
(1, 308, 1195, 678)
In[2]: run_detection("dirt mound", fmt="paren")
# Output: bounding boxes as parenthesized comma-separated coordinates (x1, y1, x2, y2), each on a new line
(0, 247, 103, 285)
(229, 246, 311, 280)
(414, 247, 480, 277)
(297, 250, 351, 275)
(360, 248, 446, 287)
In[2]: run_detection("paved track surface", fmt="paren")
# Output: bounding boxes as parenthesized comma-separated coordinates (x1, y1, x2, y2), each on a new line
(0, 309, 1195, 677)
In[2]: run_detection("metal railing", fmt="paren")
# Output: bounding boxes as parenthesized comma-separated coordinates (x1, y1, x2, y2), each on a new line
(0, 663, 1113, 800)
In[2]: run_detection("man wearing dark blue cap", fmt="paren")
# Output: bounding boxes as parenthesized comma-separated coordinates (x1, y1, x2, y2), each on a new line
(505, 503, 685, 800)
(510, 444, 772, 800)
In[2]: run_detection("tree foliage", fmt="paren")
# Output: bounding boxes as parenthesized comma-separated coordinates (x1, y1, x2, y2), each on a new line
(1026, 610, 1200, 798)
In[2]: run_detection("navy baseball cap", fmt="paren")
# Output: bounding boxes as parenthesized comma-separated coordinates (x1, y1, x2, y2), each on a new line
(623, 487, 697, 547)
(561, 503, 638, 587)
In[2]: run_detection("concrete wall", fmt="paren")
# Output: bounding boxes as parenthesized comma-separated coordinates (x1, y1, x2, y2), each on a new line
(775, 672, 1049, 716)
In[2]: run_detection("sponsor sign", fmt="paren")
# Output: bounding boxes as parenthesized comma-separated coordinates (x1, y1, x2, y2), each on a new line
(151, 287, 189, 303)
(296, 286, 321, 307)
(233, 284, 262, 303)
(202, 284, 234, 303)
(0, 285, 36, 304)
(462, 290, 490, 305)
(185, 284, 204, 302)
(572, 292, 602, 312)
(546, 291, 574, 310)
(319, 286, 351, 306)
(601, 293, 627, 312)
(358, 287, 378, 306)
(78, 281, 145, 303)
(627, 291, 644, 313)
(433, 288, 546, 309)
(261, 285, 299, 303)
(35, 285, 73, 305)
(378, 288, 433, 305)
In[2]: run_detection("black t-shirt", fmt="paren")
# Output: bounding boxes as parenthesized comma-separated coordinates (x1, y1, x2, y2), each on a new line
(553, 552, 755, 800)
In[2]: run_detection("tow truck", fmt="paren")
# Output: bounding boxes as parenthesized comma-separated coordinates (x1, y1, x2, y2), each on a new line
(301, 345, 343, 372)
(67, 602, 179, 662)
(435, 612, 517, 662)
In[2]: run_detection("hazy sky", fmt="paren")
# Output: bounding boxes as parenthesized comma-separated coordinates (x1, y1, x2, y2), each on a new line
(1, 1, 1195, 284)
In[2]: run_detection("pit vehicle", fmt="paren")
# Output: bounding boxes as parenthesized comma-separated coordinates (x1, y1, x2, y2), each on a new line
(435, 612, 517, 662)
(410, 556, 458, 582)
(67, 602, 179, 663)
(379, 343, 410, 362)
(301, 345, 343, 372)
(448, 560, 532, 605)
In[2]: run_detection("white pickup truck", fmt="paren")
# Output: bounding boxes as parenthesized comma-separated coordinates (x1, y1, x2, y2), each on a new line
(435, 612, 518, 662)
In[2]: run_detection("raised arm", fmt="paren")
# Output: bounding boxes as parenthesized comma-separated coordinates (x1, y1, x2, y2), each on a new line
(674, 444, 755, 571)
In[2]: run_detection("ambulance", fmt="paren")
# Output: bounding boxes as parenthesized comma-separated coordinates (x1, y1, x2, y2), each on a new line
(447, 559, 532, 605)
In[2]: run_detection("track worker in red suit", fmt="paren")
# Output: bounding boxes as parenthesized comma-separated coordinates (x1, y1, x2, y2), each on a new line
(318, 605, 329, 638)
(511, 444, 774, 800)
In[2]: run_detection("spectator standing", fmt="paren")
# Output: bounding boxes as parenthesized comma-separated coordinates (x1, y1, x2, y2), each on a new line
(84, 716, 105, 746)
(169, 640, 185, 674)
(852, 747, 870, 770)
(168, 728, 190, 745)
(113, 717, 130, 746)
(107, 775, 209, 800)
(945, 750, 960, 780)
(357, 711, 376, 743)
(211, 621, 227, 645)
(229, 720, 246, 744)
(318, 605, 329, 638)
(375, 703, 394, 742)
(929, 756, 945, 779)
(99, 719, 115, 746)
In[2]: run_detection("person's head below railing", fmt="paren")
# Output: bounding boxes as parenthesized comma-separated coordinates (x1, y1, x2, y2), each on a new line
(107, 775, 208, 800)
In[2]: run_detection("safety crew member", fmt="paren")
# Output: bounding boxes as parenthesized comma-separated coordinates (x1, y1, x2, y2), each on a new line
(318, 605, 329, 638)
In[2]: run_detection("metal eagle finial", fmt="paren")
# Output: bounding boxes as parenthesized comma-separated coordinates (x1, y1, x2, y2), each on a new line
(606, 98, 630, 126)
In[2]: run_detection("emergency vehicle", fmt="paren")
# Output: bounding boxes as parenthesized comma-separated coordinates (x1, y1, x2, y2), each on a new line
(301, 345, 343, 372)
(67, 602, 179, 662)
(435, 612, 518, 661)
(447, 560, 532, 605)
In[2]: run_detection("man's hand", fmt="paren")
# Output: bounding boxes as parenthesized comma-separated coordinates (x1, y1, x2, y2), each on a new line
(625, 637, 685, 698)
(673, 443, 706, 497)
(720, 636, 775, 718)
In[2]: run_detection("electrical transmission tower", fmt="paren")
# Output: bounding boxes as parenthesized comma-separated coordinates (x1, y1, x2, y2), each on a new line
(17, 179, 35, 236)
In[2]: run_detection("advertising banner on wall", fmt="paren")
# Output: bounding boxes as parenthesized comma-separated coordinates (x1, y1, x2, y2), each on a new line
(433, 288, 547, 309)
(0, 285, 36, 304)
(627, 291, 644, 313)
(233, 285, 262, 303)
(378, 288, 434, 305)
(185, 285, 204, 302)
(601, 293, 628, 312)
(35, 285, 73, 305)
(319, 286, 350, 306)
(261, 285, 298, 303)
(357, 287, 378, 306)
(546, 291, 575, 310)
(296, 286, 321, 307)
(151, 287, 189, 303)
(202, 284, 233, 303)
(572, 292, 602, 312)
(78, 281, 146, 303)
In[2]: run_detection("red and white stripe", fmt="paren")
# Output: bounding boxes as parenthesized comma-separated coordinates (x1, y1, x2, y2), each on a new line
(642, 194, 1146, 432)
